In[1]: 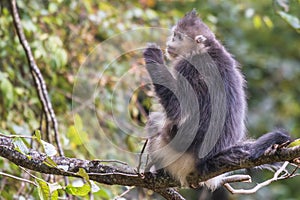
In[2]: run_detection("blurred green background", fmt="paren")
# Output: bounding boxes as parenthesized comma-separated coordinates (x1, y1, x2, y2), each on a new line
(0, 0, 299, 199)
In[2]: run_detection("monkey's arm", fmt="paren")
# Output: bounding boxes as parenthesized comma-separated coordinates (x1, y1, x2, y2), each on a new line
(196, 130, 291, 176)
(143, 43, 179, 120)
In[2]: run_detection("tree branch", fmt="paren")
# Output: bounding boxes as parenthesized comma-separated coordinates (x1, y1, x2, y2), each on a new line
(1, 136, 300, 191)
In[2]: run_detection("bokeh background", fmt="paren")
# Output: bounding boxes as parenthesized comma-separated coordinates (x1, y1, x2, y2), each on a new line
(0, 0, 299, 199)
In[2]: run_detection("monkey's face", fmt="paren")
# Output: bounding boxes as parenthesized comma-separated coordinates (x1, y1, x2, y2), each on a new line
(166, 27, 208, 59)
(166, 10, 216, 60)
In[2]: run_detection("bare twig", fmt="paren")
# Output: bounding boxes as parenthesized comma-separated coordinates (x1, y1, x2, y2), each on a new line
(93, 159, 129, 166)
(114, 186, 135, 200)
(9, 0, 64, 157)
(154, 188, 185, 200)
(0, 133, 35, 139)
(221, 174, 252, 184)
(0, 171, 37, 186)
(224, 161, 289, 194)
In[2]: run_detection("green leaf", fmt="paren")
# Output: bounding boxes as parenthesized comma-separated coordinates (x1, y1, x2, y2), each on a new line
(90, 181, 100, 193)
(50, 190, 58, 200)
(74, 114, 83, 131)
(65, 183, 91, 196)
(277, 11, 300, 30)
(34, 130, 42, 142)
(0, 77, 14, 109)
(65, 168, 92, 196)
(43, 156, 57, 167)
(49, 182, 62, 194)
(48, 2, 58, 13)
(36, 180, 50, 200)
(77, 168, 90, 182)
(253, 15, 262, 29)
(67, 126, 83, 146)
(13, 138, 29, 154)
(288, 139, 300, 147)
(95, 188, 111, 199)
(41, 141, 58, 156)
(263, 16, 274, 28)
(0, 128, 10, 135)
(36, 179, 61, 200)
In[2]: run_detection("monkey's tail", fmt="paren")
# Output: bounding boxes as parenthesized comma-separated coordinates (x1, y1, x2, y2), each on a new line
(196, 130, 291, 176)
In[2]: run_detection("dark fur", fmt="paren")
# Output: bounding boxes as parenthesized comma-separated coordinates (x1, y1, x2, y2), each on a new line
(143, 10, 290, 186)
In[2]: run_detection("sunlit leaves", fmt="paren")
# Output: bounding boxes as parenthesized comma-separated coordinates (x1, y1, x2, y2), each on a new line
(253, 15, 263, 29)
(65, 168, 102, 196)
(41, 141, 58, 156)
(13, 138, 29, 155)
(66, 183, 91, 196)
(67, 114, 89, 147)
(36, 180, 51, 200)
(66, 168, 92, 196)
(43, 157, 58, 168)
(36, 180, 61, 200)
(252, 15, 274, 29)
(288, 139, 300, 147)
(34, 130, 58, 156)
(45, 36, 68, 69)
(262, 16, 273, 28)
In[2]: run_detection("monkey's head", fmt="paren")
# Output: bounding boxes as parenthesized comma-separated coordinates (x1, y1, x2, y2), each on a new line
(166, 10, 215, 59)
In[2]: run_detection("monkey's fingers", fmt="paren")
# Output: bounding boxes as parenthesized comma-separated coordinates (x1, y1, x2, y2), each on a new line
(146, 43, 161, 50)
(143, 43, 164, 64)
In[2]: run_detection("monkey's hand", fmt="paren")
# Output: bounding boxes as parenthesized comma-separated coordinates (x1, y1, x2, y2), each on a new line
(143, 43, 164, 65)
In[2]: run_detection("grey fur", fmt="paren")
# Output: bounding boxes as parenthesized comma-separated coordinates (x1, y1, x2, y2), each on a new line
(143, 10, 290, 190)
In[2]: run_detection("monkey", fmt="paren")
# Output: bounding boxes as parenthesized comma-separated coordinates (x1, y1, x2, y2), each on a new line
(143, 10, 291, 190)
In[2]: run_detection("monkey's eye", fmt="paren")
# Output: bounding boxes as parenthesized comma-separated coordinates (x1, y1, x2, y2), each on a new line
(173, 32, 183, 41)
(177, 33, 183, 41)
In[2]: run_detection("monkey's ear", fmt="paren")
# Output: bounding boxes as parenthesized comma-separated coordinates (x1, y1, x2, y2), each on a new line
(195, 35, 207, 43)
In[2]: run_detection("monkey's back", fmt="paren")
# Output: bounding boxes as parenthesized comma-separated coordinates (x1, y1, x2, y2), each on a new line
(171, 40, 247, 159)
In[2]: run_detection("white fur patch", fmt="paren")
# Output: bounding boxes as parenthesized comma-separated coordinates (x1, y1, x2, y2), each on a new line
(147, 133, 224, 189)
(195, 35, 207, 43)
(148, 134, 196, 186)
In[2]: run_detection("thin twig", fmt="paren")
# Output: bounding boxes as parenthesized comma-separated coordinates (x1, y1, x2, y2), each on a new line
(0, 171, 37, 186)
(286, 165, 299, 178)
(20, 167, 46, 182)
(221, 174, 252, 184)
(114, 186, 135, 199)
(224, 161, 289, 194)
(93, 159, 129, 166)
(137, 139, 148, 174)
(277, 164, 300, 180)
(0, 133, 35, 139)
(154, 188, 186, 200)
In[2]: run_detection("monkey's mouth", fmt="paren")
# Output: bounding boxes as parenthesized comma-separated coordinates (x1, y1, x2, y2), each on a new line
(166, 47, 178, 58)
